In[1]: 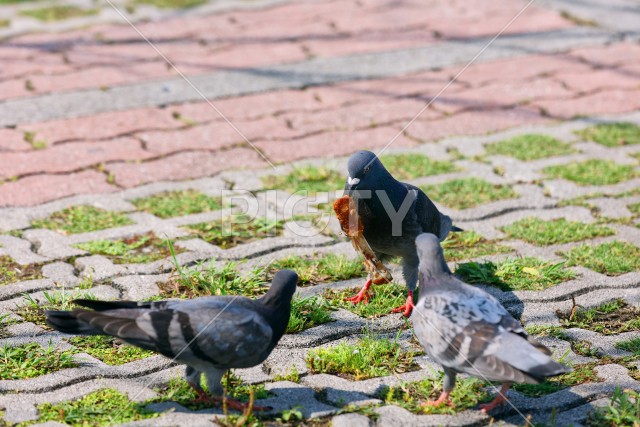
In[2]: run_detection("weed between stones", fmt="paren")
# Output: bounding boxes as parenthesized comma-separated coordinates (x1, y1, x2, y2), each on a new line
(0, 342, 77, 380)
(0, 256, 42, 286)
(75, 233, 182, 264)
(20, 5, 98, 22)
(420, 178, 517, 210)
(485, 134, 575, 161)
(379, 375, 490, 415)
(558, 299, 640, 335)
(544, 159, 638, 186)
(379, 153, 458, 180)
(262, 165, 343, 194)
(186, 215, 283, 249)
(511, 363, 601, 397)
(441, 230, 511, 261)
(69, 336, 154, 365)
(287, 296, 334, 334)
(306, 332, 421, 380)
(454, 257, 576, 291)
(615, 338, 640, 356)
(131, 189, 222, 218)
(15, 290, 97, 329)
(587, 387, 640, 426)
(560, 241, 640, 275)
(266, 253, 365, 286)
(501, 218, 615, 246)
(31, 205, 133, 235)
(324, 282, 407, 318)
(576, 122, 640, 147)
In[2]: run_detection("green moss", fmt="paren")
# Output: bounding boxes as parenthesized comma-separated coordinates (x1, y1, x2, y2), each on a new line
(544, 160, 638, 186)
(0, 342, 76, 380)
(70, 336, 154, 365)
(512, 363, 600, 397)
(379, 153, 457, 180)
(324, 282, 407, 318)
(75, 233, 181, 264)
(273, 366, 301, 383)
(131, 190, 222, 219)
(615, 338, 640, 356)
(420, 178, 517, 210)
(485, 134, 575, 161)
(501, 218, 615, 246)
(454, 257, 576, 291)
(287, 296, 334, 334)
(134, 0, 207, 9)
(306, 333, 420, 380)
(186, 215, 283, 249)
(0, 256, 42, 286)
(379, 375, 490, 415)
(0, 19, 10, 28)
(35, 388, 158, 426)
(161, 260, 267, 298)
(267, 253, 365, 286)
(587, 387, 640, 427)
(558, 299, 640, 335)
(32, 206, 133, 235)
(21, 6, 98, 22)
(560, 241, 640, 275)
(576, 122, 640, 147)
(442, 231, 511, 261)
(628, 202, 640, 216)
(262, 165, 343, 194)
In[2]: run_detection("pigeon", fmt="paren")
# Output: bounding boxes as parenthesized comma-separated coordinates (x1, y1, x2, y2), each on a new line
(343, 150, 459, 316)
(411, 233, 570, 412)
(45, 269, 298, 411)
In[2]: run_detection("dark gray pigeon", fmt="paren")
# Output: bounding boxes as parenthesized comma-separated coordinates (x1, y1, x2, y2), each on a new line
(411, 233, 569, 412)
(344, 150, 459, 316)
(46, 269, 298, 411)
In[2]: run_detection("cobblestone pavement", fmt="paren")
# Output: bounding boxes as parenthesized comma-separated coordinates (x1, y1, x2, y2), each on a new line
(1, 0, 640, 426)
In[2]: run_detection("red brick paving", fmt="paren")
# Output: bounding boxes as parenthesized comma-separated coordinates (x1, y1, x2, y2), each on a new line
(0, 0, 639, 207)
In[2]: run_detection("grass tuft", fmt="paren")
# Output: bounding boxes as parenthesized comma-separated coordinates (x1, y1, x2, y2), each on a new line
(134, 0, 207, 9)
(560, 241, 640, 276)
(0, 342, 76, 380)
(0, 256, 42, 286)
(324, 282, 407, 318)
(615, 338, 640, 356)
(485, 134, 575, 161)
(36, 388, 158, 425)
(287, 296, 334, 334)
(379, 375, 490, 415)
(442, 231, 511, 261)
(32, 205, 133, 234)
(420, 178, 517, 210)
(75, 233, 181, 264)
(267, 253, 365, 286)
(262, 165, 343, 194)
(161, 259, 267, 299)
(558, 299, 640, 335)
(587, 387, 640, 426)
(544, 160, 638, 186)
(524, 324, 569, 341)
(131, 190, 222, 219)
(454, 257, 576, 291)
(21, 5, 98, 21)
(70, 336, 154, 365)
(186, 215, 283, 249)
(501, 218, 615, 246)
(379, 153, 457, 180)
(15, 290, 96, 329)
(576, 122, 640, 147)
(306, 332, 420, 380)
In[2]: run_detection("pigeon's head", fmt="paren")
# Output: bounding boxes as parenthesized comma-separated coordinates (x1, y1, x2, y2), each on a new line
(264, 269, 298, 305)
(345, 150, 389, 191)
(415, 233, 450, 276)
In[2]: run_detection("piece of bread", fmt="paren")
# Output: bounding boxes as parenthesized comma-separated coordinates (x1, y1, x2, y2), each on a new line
(333, 195, 393, 284)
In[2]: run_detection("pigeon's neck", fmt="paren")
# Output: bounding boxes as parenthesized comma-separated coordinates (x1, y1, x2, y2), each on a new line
(258, 295, 291, 340)
(417, 260, 452, 297)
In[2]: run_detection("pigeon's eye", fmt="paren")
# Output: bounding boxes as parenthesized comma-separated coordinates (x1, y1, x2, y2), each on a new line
(363, 166, 371, 174)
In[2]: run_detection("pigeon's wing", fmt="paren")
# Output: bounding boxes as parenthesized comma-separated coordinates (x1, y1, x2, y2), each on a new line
(414, 279, 567, 384)
(404, 183, 453, 241)
(68, 298, 273, 368)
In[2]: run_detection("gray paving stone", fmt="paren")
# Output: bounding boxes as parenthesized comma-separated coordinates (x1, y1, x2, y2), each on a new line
(332, 413, 374, 427)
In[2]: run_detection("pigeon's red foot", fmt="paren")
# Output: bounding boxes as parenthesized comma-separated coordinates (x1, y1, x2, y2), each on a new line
(479, 382, 511, 413)
(392, 291, 415, 317)
(345, 279, 372, 305)
(421, 391, 451, 408)
(212, 396, 272, 412)
(191, 389, 214, 405)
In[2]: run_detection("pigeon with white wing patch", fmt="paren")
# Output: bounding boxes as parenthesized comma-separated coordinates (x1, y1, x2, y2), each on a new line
(411, 233, 569, 412)
(46, 270, 298, 412)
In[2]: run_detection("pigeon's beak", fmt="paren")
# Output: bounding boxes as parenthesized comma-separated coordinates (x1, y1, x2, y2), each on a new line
(347, 176, 360, 189)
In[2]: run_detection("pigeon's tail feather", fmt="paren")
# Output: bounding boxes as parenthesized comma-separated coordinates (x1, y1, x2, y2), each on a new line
(437, 215, 454, 241)
(45, 310, 102, 335)
(451, 225, 464, 232)
(73, 299, 157, 311)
